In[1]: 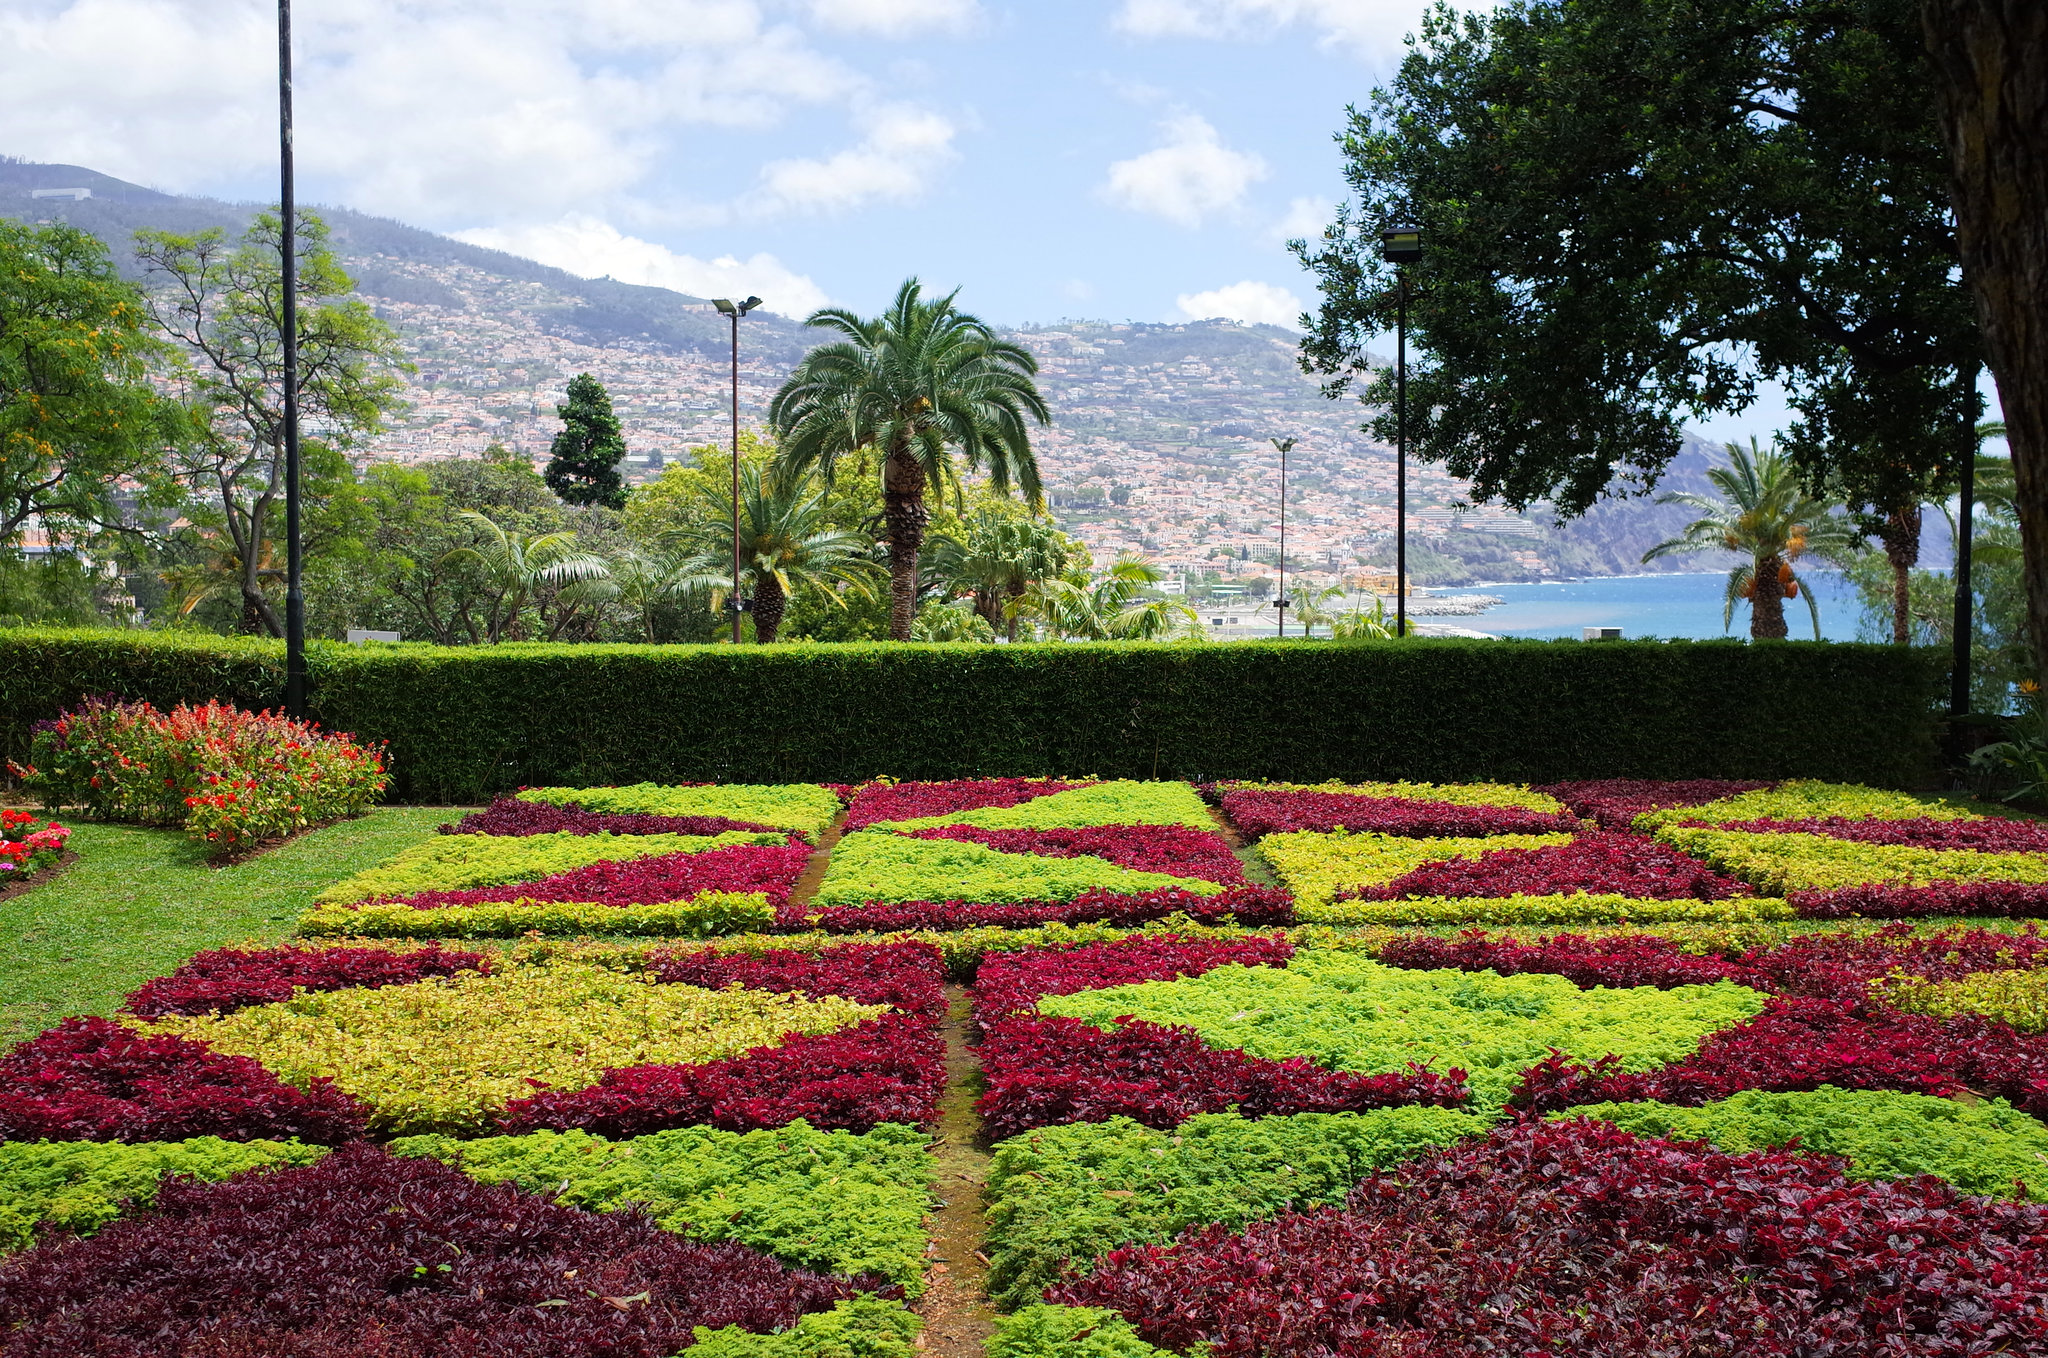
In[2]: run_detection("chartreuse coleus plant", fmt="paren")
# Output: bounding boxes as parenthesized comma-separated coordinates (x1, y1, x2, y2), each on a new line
(0, 1136, 327, 1252)
(1875, 968, 2048, 1032)
(1297, 893, 1795, 926)
(1570, 1086, 2048, 1200)
(982, 1108, 1487, 1310)
(516, 783, 844, 840)
(986, 1304, 1174, 1358)
(1221, 779, 1567, 813)
(691, 1296, 923, 1358)
(131, 960, 885, 1135)
(868, 780, 1214, 832)
(392, 1121, 935, 1289)
(301, 893, 777, 940)
(1037, 951, 1767, 1109)
(1634, 780, 1973, 831)
(314, 829, 780, 905)
(1657, 827, 2048, 894)
(812, 831, 1227, 909)
(1256, 830, 1574, 912)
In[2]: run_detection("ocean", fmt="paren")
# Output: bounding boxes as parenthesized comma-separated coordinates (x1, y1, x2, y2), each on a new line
(1434, 570, 1877, 642)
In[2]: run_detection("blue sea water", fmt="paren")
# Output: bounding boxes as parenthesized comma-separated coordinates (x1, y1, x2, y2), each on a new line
(1443, 571, 1873, 641)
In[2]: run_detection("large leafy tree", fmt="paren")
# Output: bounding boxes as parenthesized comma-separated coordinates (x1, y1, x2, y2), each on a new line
(768, 278, 1050, 640)
(926, 502, 1075, 642)
(136, 211, 407, 635)
(1298, 0, 1978, 637)
(0, 221, 179, 545)
(544, 373, 627, 510)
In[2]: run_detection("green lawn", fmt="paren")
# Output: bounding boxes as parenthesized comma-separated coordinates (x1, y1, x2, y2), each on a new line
(0, 808, 448, 1044)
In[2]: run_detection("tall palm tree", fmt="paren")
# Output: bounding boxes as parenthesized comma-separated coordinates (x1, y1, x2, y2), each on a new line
(1642, 440, 1859, 640)
(437, 511, 610, 643)
(927, 508, 1073, 642)
(768, 279, 1051, 641)
(667, 464, 879, 643)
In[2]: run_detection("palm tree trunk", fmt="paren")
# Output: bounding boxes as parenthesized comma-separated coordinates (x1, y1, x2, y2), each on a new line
(1751, 553, 1789, 639)
(1005, 580, 1025, 643)
(753, 574, 787, 643)
(1881, 504, 1923, 644)
(881, 446, 927, 642)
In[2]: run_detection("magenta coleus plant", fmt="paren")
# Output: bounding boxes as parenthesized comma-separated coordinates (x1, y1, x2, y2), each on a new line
(648, 940, 948, 1021)
(797, 884, 1293, 934)
(972, 933, 1296, 1037)
(1346, 830, 1750, 902)
(1219, 788, 1576, 839)
(840, 778, 1092, 831)
(124, 944, 489, 1018)
(1535, 778, 1776, 831)
(369, 842, 813, 911)
(439, 797, 779, 838)
(905, 824, 1247, 883)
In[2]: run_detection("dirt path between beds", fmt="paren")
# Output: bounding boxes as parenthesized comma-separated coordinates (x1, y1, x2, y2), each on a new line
(916, 984, 996, 1356)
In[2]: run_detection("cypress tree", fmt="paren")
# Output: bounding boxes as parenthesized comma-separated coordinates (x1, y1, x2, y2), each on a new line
(544, 373, 628, 509)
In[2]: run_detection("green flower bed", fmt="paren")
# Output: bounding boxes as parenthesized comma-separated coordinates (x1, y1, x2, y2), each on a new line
(987, 1305, 1174, 1358)
(0, 1137, 326, 1252)
(314, 829, 778, 906)
(1256, 830, 1574, 911)
(517, 783, 844, 839)
(1657, 827, 2048, 894)
(814, 832, 1225, 908)
(873, 780, 1214, 832)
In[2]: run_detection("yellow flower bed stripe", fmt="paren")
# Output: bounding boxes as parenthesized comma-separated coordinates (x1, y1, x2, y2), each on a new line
(1257, 829, 1574, 912)
(298, 891, 777, 939)
(1295, 893, 1796, 927)
(1223, 779, 1566, 813)
(314, 830, 778, 906)
(874, 780, 1214, 832)
(1874, 968, 2048, 1033)
(515, 783, 843, 839)
(1634, 780, 1977, 831)
(1657, 827, 2048, 894)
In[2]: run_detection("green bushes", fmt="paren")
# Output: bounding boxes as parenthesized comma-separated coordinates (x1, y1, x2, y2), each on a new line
(0, 629, 1943, 799)
(0, 1136, 325, 1251)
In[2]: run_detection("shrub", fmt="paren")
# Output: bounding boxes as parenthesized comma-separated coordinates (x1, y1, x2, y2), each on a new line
(1878, 969, 2048, 1031)
(0, 1143, 879, 1357)
(870, 781, 1214, 832)
(802, 886, 1292, 934)
(0, 1016, 368, 1144)
(123, 943, 489, 1017)
(843, 778, 1091, 832)
(315, 828, 781, 905)
(517, 783, 843, 840)
(134, 960, 885, 1136)
(1049, 1119, 2048, 1357)
(0, 809, 67, 881)
(906, 825, 1246, 883)
(1353, 830, 1750, 900)
(301, 893, 778, 939)
(987, 1305, 1173, 1358)
(0, 1136, 325, 1252)
(1218, 788, 1574, 840)
(391, 1121, 935, 1289)
(10, 696, 388, 852)
(442, 797, 778, 837)
(813, 831, 1227, 909)
(1256, 829, 1574, 911)
(1658, 826, 2048, 894)
(1534, 778, 1774, 830)
(1634, 778, 1970, 830)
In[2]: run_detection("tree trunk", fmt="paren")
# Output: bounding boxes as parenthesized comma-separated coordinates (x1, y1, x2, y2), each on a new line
(1005, 580, 1026, 643)
(1750, 553, 1789, 639)
(1921, 0, 2048, 689)
(881, 446, 928, 642)
(1880, 503, 1923, 644)
(753, 573, 786, 643)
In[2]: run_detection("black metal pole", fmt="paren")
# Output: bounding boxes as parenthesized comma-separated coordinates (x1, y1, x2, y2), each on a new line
(279, 0, 305, 717)
(1395, 271, 1407, 638)
(1277, 441, 1286, 638)
(729, 309, 742, 645)
(1951, 362, 1978, 721)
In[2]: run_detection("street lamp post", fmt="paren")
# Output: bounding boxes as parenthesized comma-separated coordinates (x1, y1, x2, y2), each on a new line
(712, 296, 762, 643)
(277, 0, 305, 717)
(1951, 362, 1980, 726)
(1271, 437, 1295, 638)
(1380, 225, 1422, 638)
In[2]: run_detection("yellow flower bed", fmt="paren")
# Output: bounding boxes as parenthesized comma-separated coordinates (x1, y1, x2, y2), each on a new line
(515, 783, 844, 839)
(1634, 780, 1976, 831)
(1225, 779, 1566, 813)
(132, 960, 883, 1135)
(1295, 893, 1796, 927)
(314, 830, 777, 905)
(298, 892, 777, 939)
(1257, 829, 1574, 912)
(1874, 968, 2048, 1033)
(1655, 827, 2048, 894)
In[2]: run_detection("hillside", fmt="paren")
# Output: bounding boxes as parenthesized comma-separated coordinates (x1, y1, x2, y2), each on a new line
(5, 157, 1740, 585)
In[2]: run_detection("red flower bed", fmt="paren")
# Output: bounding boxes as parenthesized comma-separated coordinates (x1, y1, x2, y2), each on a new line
(1219, 788, 1575, 839)
(0, 1017, 368, 1144)
(1348, 830, 1750, 901)
(977, 1015, 1467, 1141)
(369, 842, 813, 911)
(1741, 923, 2048, 1001)
(0, 1143, 876, 1358)
(797, 885, 1293, 934)
(439, 797, 778, 838)
(1791, 881, 2048, 919)
(647, 940, 948, 1021)
(1714, 814, 2048, 849)
(1051, 1118, 2048, 1358)
(1377, 930, 1750, 990)
(1534, 778, 1774, 831)
(122, 944, 489, 1019)
(501, 1013, 945, 1137)
(972, 933, 1295, 1037)
(841, 778, 1091, 831)
(906, 824, 1246, 883)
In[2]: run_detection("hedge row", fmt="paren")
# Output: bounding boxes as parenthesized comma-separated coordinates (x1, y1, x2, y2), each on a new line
(0, 629, 1944, 800)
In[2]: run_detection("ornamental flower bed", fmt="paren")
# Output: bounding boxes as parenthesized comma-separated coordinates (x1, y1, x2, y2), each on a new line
(1217, 783, 1576, 840)
(0, 810, 67, 884)
(441, 796, 780, 838)
(11, 696, 388, 853)
(514, 782, 844, 841)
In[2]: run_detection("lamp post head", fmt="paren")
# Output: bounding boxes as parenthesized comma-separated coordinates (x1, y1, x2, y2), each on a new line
(712, 298, 736, 316)
(1271, 437, 1296, 454)
(1380, 225, 1423, 264)
(738, 296, 763, 315)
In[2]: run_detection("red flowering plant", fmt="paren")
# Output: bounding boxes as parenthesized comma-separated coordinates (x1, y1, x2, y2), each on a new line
(1219, 788, 1576, 839)
(12, 696, 389, 854)
(1343, 830, 1751, 902)
(1534, 778, 1775, 830)
(0, 807, 69, 881)
(840, 777, 1092, 831)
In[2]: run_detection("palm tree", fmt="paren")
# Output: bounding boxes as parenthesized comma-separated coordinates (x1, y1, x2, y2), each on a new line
(666, 464, 879, 643)
(927, 508, 1073, 642)
(768, 279, 1051, 641)
(1019, 557, 1201, 641)
(437, 511, 610, 643)
(599, 548, 705, 643)
(1642, 440, 1859, 640)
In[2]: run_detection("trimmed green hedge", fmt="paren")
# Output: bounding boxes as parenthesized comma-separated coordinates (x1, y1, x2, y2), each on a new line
(0, 629, 1944, 800)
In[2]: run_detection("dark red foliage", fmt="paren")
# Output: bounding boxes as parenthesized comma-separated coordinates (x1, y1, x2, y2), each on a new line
(1716, 813, 2048, 850)
(1050, 1118, 2048, 1358)
(841, 778, 1091, 831)
(906, 824, 1246, 883)
(971, 933, 1295, 1037)
(1534, 778, 1774, 830)
(0, 1017, 367, 1145)
(977, 1015, 1467, 1141)
(0, 1142, 875, 1358)
(646, 940, 948, 1021)
(797, 885, 1294, 934)
(1219, 788, 1576, 840)
(123, 945, 489, 1018)
(1377, 930, 1751, 990)
(1349, 830, 1749, 902)
(501, 1013, 945, 1137)
(1741, 923, 2048, 1001)
(439, 797, 778, 838)
(368, 842, 814, 911)
(1792, 880, 2048, 919)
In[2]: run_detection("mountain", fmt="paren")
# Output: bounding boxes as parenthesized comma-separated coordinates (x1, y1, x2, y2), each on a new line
(4, 157, 1745, 586)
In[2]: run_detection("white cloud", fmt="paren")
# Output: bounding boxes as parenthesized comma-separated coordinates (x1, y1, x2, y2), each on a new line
(1272, 194, 1334, 244)
(1174, 280, 1305, 327)
(1101, 114, 1266, 227)
(457, 215, 830, 317)
(747, 103, 958, 216)
(809, 0, 980, 36)
(1113, 0, 1413, 54)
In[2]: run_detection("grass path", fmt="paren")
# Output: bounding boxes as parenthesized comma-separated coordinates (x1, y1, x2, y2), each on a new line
(0, 808, 448, 1044)
(918, 984, 997, 1358)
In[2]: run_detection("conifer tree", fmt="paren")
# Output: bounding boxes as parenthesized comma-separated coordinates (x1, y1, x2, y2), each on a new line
(544, 373, 627, 509)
